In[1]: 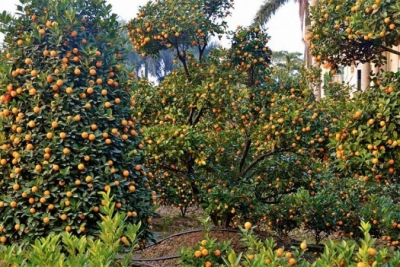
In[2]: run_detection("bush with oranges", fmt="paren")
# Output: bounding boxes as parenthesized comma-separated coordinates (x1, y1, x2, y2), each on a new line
(0, 0, 153, 243)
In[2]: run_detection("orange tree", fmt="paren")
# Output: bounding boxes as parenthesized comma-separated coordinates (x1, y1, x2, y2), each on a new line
(0, 0, 154, 244)
(128, 0, 332, 226)
(308, 0, 400, 67)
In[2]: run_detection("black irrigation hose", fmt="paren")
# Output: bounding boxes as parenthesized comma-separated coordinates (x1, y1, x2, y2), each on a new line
(130, 228, 240, 262)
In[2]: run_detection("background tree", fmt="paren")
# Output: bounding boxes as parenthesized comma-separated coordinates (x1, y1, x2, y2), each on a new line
(308, 0, 400, 68)
(0, 0, 154, 243)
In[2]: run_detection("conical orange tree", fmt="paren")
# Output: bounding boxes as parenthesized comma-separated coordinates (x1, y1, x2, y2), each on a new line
(0, 0, 154, 243)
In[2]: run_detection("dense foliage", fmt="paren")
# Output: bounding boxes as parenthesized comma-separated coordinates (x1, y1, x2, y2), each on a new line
(0, 0, 154, 243)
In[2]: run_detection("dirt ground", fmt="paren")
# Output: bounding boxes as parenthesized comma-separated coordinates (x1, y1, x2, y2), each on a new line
(130, 206, 293, 267)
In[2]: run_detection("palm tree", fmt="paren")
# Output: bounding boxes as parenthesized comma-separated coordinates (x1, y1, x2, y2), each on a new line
(253, 0, 309, 31)
(253, 0, 322, 99)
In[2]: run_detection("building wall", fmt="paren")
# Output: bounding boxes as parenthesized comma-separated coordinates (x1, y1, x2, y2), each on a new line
(319, 46, 400, 98)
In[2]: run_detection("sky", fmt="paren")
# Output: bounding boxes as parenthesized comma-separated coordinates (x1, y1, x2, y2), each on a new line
(1, 0, 304, 53)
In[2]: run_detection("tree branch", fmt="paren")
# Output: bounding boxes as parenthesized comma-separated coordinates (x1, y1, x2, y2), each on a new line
(381, 45, 400, 56)
(192, 108, 204, 126)
(239, 139, 251, 172)
(240, 148, 290, 177)
(187, 106, 194, 124)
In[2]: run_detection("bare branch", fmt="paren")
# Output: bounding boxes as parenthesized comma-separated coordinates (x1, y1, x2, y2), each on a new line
(239, 139, 252, 172)
(240, 148, 290, 177)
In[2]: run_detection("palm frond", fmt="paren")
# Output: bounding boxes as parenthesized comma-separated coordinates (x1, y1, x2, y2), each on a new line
(252, 0, 290, 26)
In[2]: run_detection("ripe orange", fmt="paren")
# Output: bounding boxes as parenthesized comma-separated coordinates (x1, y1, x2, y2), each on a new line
(10, 201, 17, 208)
(60, 214, 67, 220)
(104, 185, 111, 192)
(51, 121, 59, 128)
(300, 242, 307, 250)
(13, 184, 20, 191)
(214, 249, 221, 257)
(65, 225, 72, 232)
(244, 222, 252, 230)
(31, 70, 38, 77)
(70, 30, 78, 37)
(43, 217, 50, 224)
(288, 258, 296, 266)
(367, 247, 376, 256)
(52, 164, 59, 171)
(86, 87, 94, 94)
(77, 163, 85, 170)
(32, 185, 39, 192)
(63, 148, 71, 154)
(85, 176, 92, 183)
(59, 132, 67, 139)
(28, 120, 36, 128)
(194, 250, 202, 258)
(276, 248, 284, 257)
(129, 185, 136, 192)
(89, 69, 97, 76)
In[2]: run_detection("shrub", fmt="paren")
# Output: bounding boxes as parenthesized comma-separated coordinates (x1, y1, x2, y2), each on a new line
(0, 0, 153, 243)
(0, 191, 140, 266)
